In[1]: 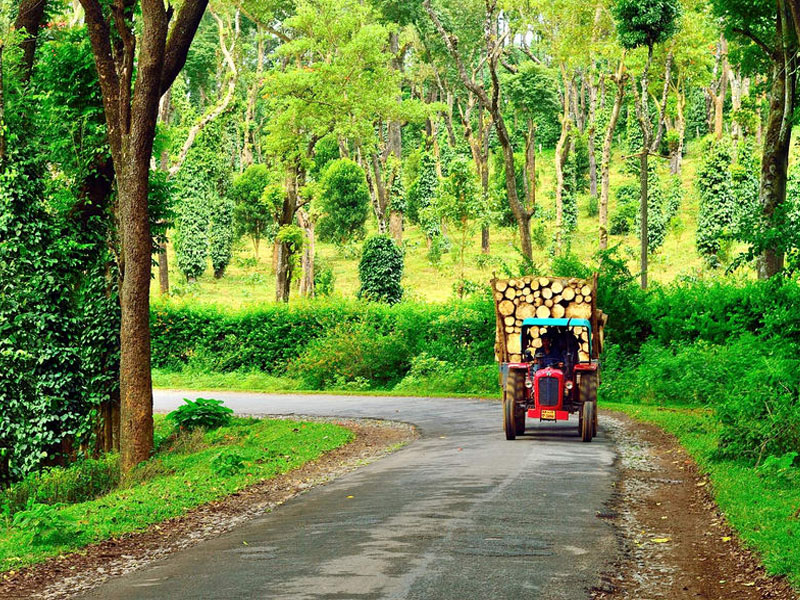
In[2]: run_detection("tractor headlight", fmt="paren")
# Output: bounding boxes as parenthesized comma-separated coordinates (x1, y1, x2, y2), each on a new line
(525, 375, 533, 389)
(565, 381, 574, 390)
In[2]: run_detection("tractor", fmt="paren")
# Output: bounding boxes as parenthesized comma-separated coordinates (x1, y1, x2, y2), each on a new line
(500, 318, 600, 442)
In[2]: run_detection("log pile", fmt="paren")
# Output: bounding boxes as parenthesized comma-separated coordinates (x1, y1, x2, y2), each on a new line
(491, 274, 606, 363)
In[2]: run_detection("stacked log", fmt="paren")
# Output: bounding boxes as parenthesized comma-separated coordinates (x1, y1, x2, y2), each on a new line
(491, 275, 605, 363)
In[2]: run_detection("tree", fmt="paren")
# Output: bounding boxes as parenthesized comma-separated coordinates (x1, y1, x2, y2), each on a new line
(436, 157, 486, 297)
(358, 235, 404, 304)
(230, 164, 277, 259)
(78, 0, 209, 472)
(713, 0, 799, 277)
(317, 159, 370, 245)
(696, 138, 736, 267)
(423, 0, 534, 260)
(612, 0, 680, 288)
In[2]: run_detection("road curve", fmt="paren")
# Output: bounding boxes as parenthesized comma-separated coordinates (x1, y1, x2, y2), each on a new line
(80, 391, 618, 600)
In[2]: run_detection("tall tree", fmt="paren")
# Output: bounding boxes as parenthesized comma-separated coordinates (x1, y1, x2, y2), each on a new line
(714, 0, 799, 277)
(79, 0, 208, 472)
(612, 0, 680, 288)
(424, 0, 534, 260)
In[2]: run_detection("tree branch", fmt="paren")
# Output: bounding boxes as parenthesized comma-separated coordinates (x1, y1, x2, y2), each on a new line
(731, 26, 776, 60)
(160, 0, 210, 95)
(169, 8, 239, 177)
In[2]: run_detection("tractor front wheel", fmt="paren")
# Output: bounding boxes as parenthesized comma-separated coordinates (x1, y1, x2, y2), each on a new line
(504, 370, 524, 440)
(581, 400, 595, 442)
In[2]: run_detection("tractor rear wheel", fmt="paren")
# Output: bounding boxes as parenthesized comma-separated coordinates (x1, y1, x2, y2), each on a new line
(579, 371, 598, 437)
(504, 370, 524, 440)
(581, 400, 595, 442)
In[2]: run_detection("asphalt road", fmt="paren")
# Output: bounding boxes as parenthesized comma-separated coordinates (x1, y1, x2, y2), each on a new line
(81, 391, 618, 600)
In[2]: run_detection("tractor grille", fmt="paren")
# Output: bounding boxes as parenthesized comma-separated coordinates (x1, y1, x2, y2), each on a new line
(538, 377, 559, 407)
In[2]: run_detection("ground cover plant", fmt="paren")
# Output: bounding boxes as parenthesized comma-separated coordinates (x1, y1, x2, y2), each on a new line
(0, 410, 352, 573)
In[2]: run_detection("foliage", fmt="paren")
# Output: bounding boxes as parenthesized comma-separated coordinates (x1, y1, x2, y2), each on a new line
(167, 398, 234, 431)
(11, 499, 75, 545)
(696, 138, 736, 267)
(317, 159, 370, 244)
(210, 450, 246, 476)
(612, 0, 681, 49)
(209, 195, 235, 278)
(288, 321, 411, 388)
(174, 191, 210, 281)
(610, 182, 639, 235)
(358, 235, 404, 304)
(314, 257, 336, 297)
(230, 165, 280, 256)
(2, 455, 120, 516)
(407, 152, 440, 237)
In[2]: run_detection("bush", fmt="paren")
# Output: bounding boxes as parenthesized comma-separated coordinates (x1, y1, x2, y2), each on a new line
(12, 499, 75, 545)
(696, 138, 736, 267)
(174, 191, 209, 282)
(1, 454, 120, 515)
(317, 159, 370, 244)
(209, 195, 235, 278)
(167, 398, 233, 431)
(610, 182, 639, 235)
(211, 450, 246, 476)
(358, 235, 404, 304)
(314, 258, 336, 297)
(288, 321, 411, 389)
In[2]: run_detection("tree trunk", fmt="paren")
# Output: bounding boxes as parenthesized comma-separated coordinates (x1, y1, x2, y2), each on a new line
(158, 243, 170, 294)
(599, 60, 625, 250)
(554, 65, 571, 252)
(587, 75, 599, 199)
(525, 117, 536, 211)
(389, 211, 403, 243)
(297, 209, 315, 298)
(759, 51, 795, 278)
(639, 150, 649, 289)
(275, 241, 291, 302)
(117, 159, 155, 473)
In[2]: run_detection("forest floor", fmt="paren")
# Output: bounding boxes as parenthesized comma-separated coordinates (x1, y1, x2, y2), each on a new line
(152, 142, 747, 308)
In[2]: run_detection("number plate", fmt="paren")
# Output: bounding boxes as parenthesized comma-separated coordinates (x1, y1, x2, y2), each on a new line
(541, 409, 556, 420)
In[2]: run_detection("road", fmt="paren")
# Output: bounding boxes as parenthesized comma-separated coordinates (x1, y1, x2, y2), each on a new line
(80, 391, 618, 600)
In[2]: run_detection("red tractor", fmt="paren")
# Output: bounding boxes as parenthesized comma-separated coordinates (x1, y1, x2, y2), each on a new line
(500, 317, 599, 442)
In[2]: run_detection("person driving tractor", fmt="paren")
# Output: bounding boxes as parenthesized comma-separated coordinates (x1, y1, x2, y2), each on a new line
(533, 335, 562, 370)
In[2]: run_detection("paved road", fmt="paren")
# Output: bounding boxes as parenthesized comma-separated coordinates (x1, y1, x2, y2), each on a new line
(81, 391, 618, 600)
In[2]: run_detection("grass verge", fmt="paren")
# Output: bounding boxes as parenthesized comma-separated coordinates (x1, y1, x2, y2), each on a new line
(605, 401, 800, 589)
(152, 368, 499, 399)
(0, 415, 352, 574)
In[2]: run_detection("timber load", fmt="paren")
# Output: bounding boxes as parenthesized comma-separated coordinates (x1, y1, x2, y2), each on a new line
(490, 274, 607, 363)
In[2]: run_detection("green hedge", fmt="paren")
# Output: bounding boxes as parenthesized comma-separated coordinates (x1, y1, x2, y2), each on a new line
(150, 297, 497, 376)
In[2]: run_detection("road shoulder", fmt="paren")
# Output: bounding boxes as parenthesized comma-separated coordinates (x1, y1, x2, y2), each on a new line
(594, 411, 797, 600)
(0, 418, 416, 600)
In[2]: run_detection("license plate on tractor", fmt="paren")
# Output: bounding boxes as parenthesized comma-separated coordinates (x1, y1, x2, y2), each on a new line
(541, 409, 556, 420)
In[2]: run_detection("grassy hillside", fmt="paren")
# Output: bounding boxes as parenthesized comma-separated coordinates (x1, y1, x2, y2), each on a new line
(152, 139, 738, 307)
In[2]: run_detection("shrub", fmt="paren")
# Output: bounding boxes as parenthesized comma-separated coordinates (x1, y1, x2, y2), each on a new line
(317, 159, 370, 244)
(358, 235, 404, 304)
(211, 450, 246, 476)
(610, 182, 639, 235)
(1, 454, 119, 515)
(288, 321, 411, 389)
(12, 499, 75, 545)
(209, 194, 235, 278)
(314, 258, 336, 297)
(696, 138, 736, 267)
(167, 398, 233, 431)
(230, 165, 280, 259)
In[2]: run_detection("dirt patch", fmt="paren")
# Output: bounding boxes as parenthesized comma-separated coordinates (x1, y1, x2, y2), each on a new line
(0, 417, 416, 600)
(593, 411, 797, 600)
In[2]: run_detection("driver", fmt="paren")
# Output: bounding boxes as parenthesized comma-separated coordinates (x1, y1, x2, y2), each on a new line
(533, 336, 562, 370)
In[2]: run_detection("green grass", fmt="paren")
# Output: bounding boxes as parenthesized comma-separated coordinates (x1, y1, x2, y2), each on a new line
(605, 401, 800, 588)
(0, 415, 353, 573)
(153, 368, 500, 398)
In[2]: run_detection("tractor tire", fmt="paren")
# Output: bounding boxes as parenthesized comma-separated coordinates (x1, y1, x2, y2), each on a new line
(515, 405, 526, 436)
(504, 370, 524, 440)
(579, 371, 599, 438)
(581, 400, 595, 442)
